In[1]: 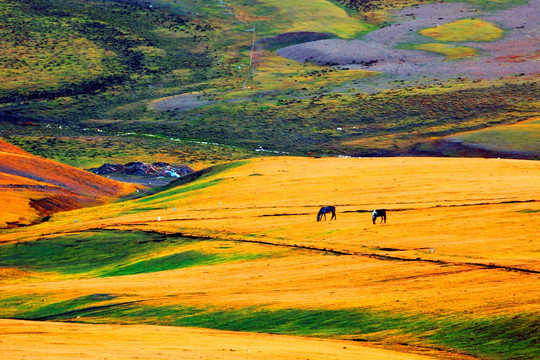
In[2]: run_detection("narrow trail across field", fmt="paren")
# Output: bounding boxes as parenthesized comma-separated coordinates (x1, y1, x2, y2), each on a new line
(100, 227, 540, 275)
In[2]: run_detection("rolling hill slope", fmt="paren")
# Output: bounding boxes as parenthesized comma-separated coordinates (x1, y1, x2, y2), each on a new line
(0, 139, 140, 228)
(0, 319, 443, 360)
(1, 156, 538, 359)
(1, 0, 539, 358)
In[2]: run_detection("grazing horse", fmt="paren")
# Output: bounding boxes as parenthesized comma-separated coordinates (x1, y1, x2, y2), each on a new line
(372, 209, 386, 224)
(317, 206, 336, 221)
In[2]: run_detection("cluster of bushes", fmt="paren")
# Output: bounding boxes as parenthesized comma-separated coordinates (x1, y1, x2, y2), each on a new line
(333, 0, 393, 12)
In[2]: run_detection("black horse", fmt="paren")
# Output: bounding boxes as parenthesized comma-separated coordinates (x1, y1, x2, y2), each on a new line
(372, 209, 386, 224)
(317, 206, 336, 221)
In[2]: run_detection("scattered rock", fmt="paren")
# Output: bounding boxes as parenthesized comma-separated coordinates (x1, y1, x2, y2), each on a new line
(91, 162, 194, 178)
(124, 162, 157, 176)
(92, 163, 125, 175)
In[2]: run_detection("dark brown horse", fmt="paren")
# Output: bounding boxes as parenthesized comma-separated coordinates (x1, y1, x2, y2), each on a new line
(372, 209, 386, 224)
(317, 206, 336, 221)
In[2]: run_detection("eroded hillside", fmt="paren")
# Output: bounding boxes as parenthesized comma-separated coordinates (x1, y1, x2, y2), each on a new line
(0, 139, 139, 227)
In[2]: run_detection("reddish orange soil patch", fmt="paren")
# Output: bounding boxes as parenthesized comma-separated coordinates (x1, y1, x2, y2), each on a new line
(0, 139, 140, 227)
(496, 48, 540, 63)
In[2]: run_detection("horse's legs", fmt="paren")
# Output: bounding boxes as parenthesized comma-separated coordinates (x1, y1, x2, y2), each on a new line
(331, 211, 336, 220)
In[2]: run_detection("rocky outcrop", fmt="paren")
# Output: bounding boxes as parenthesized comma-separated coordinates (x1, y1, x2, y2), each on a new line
(92, 162, 194, 178)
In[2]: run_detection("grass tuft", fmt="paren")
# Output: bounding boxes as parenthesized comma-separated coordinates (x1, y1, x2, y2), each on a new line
(420, 18, 504, 42)
(414, 43, 479, 60)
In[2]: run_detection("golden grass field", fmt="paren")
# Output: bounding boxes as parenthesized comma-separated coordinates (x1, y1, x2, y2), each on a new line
(1, 156, 539, 359)
(0, 319, 445, 360)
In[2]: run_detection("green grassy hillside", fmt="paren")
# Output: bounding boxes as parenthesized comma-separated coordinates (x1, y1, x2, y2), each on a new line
(1, 0, 539, 163)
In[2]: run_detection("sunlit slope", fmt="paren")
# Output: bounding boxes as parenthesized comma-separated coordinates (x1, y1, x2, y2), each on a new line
(0, 319, 440, 360)
(1, 232, 537, 358)
(1, 156, 538, 359)
(446, 116, 540, 157)
(250, 0, 371, 38)
(13, 156, 536, 267)
(0, 139, 139, 227)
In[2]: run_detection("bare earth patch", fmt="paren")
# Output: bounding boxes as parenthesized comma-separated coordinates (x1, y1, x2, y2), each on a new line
(149, 93, 213, 112)
(258, 31, 335, 48)
(276, 39, 439, 67)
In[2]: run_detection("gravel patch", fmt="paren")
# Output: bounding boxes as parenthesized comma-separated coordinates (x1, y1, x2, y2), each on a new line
(258, 31, 335, 48)
(364, 2, 480, 46)
(277, 39, 442, 67)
